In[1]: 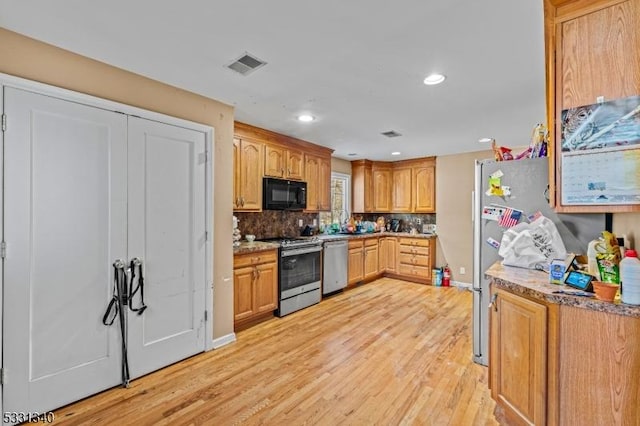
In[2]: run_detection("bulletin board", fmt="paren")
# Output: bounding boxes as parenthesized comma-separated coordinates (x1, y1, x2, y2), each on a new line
(560, 95, 640, 206)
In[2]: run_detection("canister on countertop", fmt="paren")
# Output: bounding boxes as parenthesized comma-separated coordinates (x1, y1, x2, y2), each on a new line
(432, 268, 442, 286)
(549, 259, 566, 284)
(620, 249, 640, 305)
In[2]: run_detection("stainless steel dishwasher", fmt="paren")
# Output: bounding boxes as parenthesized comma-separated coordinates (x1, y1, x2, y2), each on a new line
(322, 240, 348, 295)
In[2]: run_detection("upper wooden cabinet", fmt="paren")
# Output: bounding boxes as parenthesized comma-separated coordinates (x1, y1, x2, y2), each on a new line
(372, 164, 392, 212)
(234, 122, 333, 210)
(304, 154, 331, 212)
(352, 157, 436, 213)
(413, 163, 436, 212)
(233, 137, 263, 211)
(265, 145, 304, 180)
(392, 167, 412, 212)
(352, 160, 373, 213)
(545, 0, 640, 212)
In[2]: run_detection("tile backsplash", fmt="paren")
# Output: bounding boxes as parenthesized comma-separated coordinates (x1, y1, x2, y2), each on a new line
(358, 213, 436, 233)
(234, 211, 319, 239)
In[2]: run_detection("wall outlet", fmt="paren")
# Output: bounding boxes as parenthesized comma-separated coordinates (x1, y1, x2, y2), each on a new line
(298, 219, 304, 227)
(313, 218, 317, 226)
(459, 267, 466, 275)
(416, 218, 421, 225)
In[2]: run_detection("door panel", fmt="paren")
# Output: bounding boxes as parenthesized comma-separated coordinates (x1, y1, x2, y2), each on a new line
(126, 117, 206, 379)
(3, 87, 126, 413)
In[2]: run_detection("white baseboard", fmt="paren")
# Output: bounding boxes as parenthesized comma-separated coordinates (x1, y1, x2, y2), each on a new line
(211, 333, 236, 349)
(452, 281, 472, 290)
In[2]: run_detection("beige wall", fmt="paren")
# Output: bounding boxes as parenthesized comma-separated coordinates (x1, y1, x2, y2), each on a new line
(613, 213, 640, 250)
(0, 28, 235, 339)
(331, 157, 352, 175)
(435, 149, 493, 284)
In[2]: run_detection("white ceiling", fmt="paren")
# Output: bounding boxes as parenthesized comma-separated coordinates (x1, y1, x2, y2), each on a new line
(0, 0, 546, 161)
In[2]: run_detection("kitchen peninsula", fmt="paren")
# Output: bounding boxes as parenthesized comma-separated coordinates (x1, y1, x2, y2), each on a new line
(486, 262, 640, 425)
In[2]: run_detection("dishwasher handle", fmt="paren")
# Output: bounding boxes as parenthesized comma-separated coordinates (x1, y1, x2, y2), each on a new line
(324, 240, 348, 248)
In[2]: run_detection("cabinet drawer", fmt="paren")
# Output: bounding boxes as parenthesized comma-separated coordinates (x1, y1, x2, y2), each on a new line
(398, 245, 430, 256)
(364, 237, 379, 247)
(398, 253, 429, 267)
(398, 263, 430, 277)
(398, 237, 431, 247)
(234, 250, 277, 268)
(348, 239, 364, 249)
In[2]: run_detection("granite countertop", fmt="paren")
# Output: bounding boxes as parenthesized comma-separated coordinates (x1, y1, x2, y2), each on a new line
(485, 261, 640, 318)
(233, 241, 280, 255)
(317, 232, 437, 242)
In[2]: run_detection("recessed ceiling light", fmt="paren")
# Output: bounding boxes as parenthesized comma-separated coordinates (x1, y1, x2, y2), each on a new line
(391, 151, 401, 156)
(347, 153, 358, 156)
(478, 137, 494, 143)
(423, 73, 446, 85)
(297, 114, 315, 122)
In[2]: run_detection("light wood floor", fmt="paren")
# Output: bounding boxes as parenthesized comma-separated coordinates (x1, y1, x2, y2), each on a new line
(54, 278, 498, 425)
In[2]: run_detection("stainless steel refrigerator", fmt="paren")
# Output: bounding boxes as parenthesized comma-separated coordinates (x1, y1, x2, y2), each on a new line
(472, 157, 604, 366)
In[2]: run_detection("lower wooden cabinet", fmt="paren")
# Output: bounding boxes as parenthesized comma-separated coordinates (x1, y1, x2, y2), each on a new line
(490, 288, 547, 425)
(363, 238, 379, 280)
(378, 237, 397, 273)
(233, 249, 278, 329)
(346, 236, 434, 285)
(396, 237, 434, 284)
(348, 240, 365, 286)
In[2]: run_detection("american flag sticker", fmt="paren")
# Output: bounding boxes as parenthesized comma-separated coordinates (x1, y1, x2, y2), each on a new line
(498, 208, 522, 228)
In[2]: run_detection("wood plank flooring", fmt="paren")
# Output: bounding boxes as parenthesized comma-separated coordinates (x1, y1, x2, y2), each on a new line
(53, 278, 497, 425)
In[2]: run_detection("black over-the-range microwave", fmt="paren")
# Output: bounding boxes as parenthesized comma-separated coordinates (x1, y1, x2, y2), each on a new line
(263, 177, 307, 210)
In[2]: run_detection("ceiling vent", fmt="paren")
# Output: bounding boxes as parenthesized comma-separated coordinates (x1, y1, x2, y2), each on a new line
(381, 130, 402, 138)
(227, 52, 267, 76)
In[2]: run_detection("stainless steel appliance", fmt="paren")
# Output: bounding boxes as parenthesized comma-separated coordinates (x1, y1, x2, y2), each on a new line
(473, 157, 604, 366)
(262, 237, 322, 316)
(322, 240, 348, 295)
(263, 177, 307, 210)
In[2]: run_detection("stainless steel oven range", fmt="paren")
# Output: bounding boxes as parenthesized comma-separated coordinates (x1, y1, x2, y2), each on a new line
(261, 237, 323, 316)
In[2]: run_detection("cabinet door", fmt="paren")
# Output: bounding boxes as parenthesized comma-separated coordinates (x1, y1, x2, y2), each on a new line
(348, 243, 364, 285)
(287, 149, 304, 180)
(413, 165, 435, 213)
(318, 156, 332, 210)
(373, 169, 392, 212)
(254, 262, 278, 314)
(490, 289, 547, 426)
(304, 155, 320, 211)
(385, 238, 397, 273)
(352, 161, 373, 213)
(264, 145, 285, 178)
(234, 266, 255, 321)
(392, 167, 412, 212)
(363, 243, 379, 280)
(233, 138, 240, 208)
(237, 139, 263, 210)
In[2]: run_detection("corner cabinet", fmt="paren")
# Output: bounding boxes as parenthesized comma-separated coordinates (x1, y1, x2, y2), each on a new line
(490, 289, 547, 426)
(233, 249, 278, 330)
(233, 137, 263, 211)
(545, 0, 640, 212)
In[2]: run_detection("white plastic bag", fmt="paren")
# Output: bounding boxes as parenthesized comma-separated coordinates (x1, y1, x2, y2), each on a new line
(498, 216, 567, 269)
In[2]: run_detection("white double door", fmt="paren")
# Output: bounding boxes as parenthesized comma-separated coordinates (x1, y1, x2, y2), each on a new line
(3, 87, 207, 414)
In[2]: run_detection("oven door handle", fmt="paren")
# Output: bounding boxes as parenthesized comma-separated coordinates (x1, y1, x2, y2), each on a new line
(281, 246, 323, 257)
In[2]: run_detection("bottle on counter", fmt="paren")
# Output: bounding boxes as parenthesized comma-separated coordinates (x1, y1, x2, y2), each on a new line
(620, 249, 640, 305)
